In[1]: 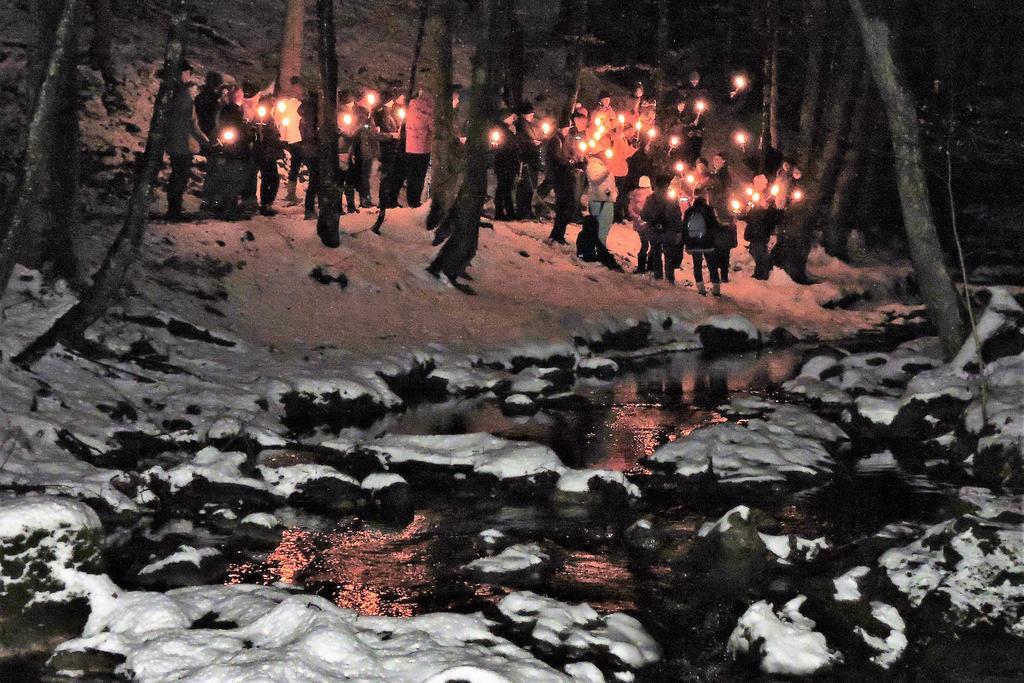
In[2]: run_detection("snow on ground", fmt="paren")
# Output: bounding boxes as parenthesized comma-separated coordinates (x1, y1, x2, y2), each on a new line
(727, 596, 843, 676)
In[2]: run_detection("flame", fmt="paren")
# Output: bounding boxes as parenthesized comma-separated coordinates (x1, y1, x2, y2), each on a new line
(733, 74, 748, 90)
(282, 117, 290, 127)
(578, 141, 588, 153)
(686, 174, 696, 185)
(490, 129, 502, 144)
(674, 161, 684, 174)
(792, 188, 804, 202)
(277, 100, 287, 113)
(670, 135, 680, 147)
(604, 148, 614, 159)
(646, 127, 656, 139)
(367, 92, 377, 106)
(541, 121, 552, 135)
(770, 184, 780, 196)
(342, 113, 353, 126)
(734, 131, 747, 145)
(257, 105, 267, 118)
(695, 100, 707, 112)
(731, 199, 741, 212)
(617, 114, 626, 124)
(220, 128, 236, 142)
(397, 107, 406, 119)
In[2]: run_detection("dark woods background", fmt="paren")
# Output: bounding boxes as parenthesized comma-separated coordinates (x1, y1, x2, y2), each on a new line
(564, 0, 1024, 273)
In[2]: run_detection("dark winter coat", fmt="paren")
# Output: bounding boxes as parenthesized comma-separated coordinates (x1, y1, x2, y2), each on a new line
(682, 199, 720, 252)
(165, 85, 206, 156)
(493, 122, 521, 179)
(194, 86, 221, 139)
(214, 103, 251, 160)
(742, 206, 785, 243)
(641, 190, 684, 246)
(544, 132, 575, 184)
(298, 98, 319, 159)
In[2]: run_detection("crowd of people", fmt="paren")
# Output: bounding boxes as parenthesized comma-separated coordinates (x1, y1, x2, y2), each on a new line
(164, 62, 804, 293)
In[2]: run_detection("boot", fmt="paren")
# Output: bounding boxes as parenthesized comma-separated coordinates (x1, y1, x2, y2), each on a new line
(634, 251, 647, 274)
(285, 181, 299, 205)
(697, 282, 707, 296)
(712, 282, 721, 297)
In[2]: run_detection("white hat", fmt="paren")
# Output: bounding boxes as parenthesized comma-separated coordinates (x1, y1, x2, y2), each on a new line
(638, 176, 652, 189)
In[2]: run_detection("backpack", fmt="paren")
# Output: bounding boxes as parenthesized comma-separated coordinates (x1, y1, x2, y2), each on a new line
(686, 210, 707, 241)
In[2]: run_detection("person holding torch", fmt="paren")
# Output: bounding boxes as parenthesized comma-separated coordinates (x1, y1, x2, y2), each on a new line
(545, 117, 582, 244)
(492, 109, 520, 221)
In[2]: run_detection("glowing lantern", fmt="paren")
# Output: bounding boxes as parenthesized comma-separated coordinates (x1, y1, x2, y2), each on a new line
(792, 188, 804, 202)
(686, 174, 696, 185)
(730, 199, 742, 213)
(578, 141, 588, 153)
(674, 161, 684, 174)
(277, 101, 287, 113)
(541, 121, 552, 135)
(397, 107, 406, 120)
(635, 120, 643, 131)
(281, 117, 290, 127)
(745, 186, 754, 196)
(490, 129, 502, 145)
(647, 127, 657, 139)
(220, 128, 236, 143)
(734, 131, 748, 147)
(367, 92, 377, 106)
(342, 113, 353, 126)
(733, 74, 747, 90)
(604, 148, 614, 159)
(770, 184, 780, 196)
(751, 191, 761, 203)
(617, 114, 626, 125)
(257, 105, 268, 118)
(669, 135, 680, 147)
(695, 100, 707, 113)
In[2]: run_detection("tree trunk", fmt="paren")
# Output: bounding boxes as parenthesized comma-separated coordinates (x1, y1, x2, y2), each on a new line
(426, 0, 459, 230)
(14, 0, 190, 367)
(768, 0, 780, 150)
(504, 11, 525, 108)
(315, 0, 342, 247)
(407, 0, 432, 100)
(0, 0, 82, 297)
(774, 23, 860, 282)
(277, 0, 305, 93)
(757, 6, 773, 165)
(653, 0, 668, 107)
(795, 0, 828, 169)
(87, 0, 113, 80)
(823, 67, 872, 259)
(429, 0, 508, 287)
(561, 0, 586, 124)
(848, 0, 966, 357)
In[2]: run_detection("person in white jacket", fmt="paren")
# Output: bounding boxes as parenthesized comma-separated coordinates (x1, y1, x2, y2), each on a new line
(586, 151, 618, 245)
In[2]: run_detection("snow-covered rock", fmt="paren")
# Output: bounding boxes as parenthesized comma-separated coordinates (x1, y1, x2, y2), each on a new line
(555, 470, 641, 502)
(497, 591, 661, 672)
(878, 490, 1024, 636)
(136, 545, 225, 589)
(53, 586, 572, 681)
(727, 596, 843, 676)
(464, 543, 552, 586)
(695, 314, 761, 353)
(577, 357, 619, 380)
(0, 495, 106, 657)
(651, 403, 845, 485)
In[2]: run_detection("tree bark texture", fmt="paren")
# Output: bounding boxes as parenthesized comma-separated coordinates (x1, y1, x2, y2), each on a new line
(19, 0, 83, 284)
(849, 0, 966, 357)
(768, 0, 780, 150)
(316, 0, 342, 247)
(795, 0, 828, 169)
(14, 0, 190, 367)
(774, 23, 861, 282)
(407, 0, 432, 101)
(429, 0, 508, 284)
(0, 0, 82, 297)
(87, 0, 113, 79)
(426, 0, 459, 230)
(277, 0, 306, 93)
(823, 67, 873, 259)
(561, 0, 587, 124)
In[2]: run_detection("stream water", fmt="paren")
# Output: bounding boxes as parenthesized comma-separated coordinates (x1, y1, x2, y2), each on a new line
(64, 343, 967, 681)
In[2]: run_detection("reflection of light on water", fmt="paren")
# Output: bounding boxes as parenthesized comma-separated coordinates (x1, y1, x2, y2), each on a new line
(552, 550, 637, 613)
(227, 514, 438, 617)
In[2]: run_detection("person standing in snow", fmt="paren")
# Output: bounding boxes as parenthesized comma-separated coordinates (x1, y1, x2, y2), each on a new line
(375, 90, 405, 209)
(741, 200, 785, 280)
(276, 77, 305, 205)
(641, 175, 684, 282)
(546, 118, 580, 244)
(403, 89, 434, 208)
(193, 71, 224, 141)
(586, 144, 618, 248)
(202, 85, 253, 219)
(337, 90, 365, 215)
(492, 109, 520, 221)
(683, 194, 722, 296)
(708, 153, 736, 282)
(628, 175, 653, 273)
(514, 101, 542, 220)
(164, 62, 209, 222)
(247, 96, 284, 216)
